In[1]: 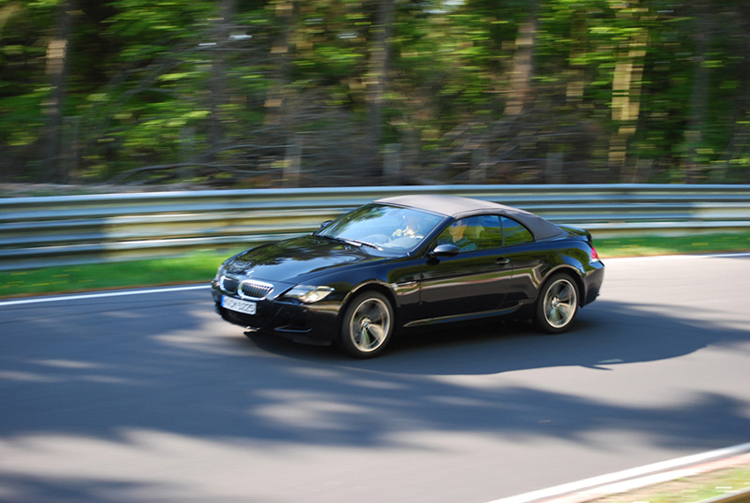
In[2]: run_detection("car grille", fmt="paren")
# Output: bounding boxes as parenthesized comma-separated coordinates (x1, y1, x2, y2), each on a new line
(219, 275, 274, 300)
(220, 276, 240, 295)
(239, 280, 273, 300)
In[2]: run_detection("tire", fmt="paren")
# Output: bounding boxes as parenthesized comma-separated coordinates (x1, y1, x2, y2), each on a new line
(534, 273, 579, 334)
(340, 291, 394, 358)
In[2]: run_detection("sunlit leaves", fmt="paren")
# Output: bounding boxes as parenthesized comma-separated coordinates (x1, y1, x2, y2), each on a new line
(1, 0, 749, 183)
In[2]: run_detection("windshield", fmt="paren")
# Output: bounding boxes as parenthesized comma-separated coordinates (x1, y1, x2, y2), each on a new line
(315, 204, 445, 252)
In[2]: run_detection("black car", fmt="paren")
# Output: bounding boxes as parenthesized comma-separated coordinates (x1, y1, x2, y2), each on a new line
(212, 195, 604, 358)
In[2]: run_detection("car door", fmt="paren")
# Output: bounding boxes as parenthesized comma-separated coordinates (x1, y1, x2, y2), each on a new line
(417, 215, 513, 324)
(497, 215, 551, 309)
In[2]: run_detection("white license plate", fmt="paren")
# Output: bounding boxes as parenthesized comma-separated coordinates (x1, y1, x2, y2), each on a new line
(222, 296, 256, 315)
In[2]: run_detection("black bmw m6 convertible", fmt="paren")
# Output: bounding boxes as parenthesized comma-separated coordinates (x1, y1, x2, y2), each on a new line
(212, 194, 604, 358)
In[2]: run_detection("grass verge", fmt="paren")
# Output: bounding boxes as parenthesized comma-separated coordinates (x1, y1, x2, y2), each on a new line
(2, 232, 750, 300)
(594, 461, 750, 503)
(0, 249, 242, 299)
(595, 231, 750, 258)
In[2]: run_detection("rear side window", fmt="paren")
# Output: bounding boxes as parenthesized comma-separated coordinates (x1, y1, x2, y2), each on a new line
(436, 215, 503, 252)
(475, 215, 503, 249)
(501, 216, 534, 246)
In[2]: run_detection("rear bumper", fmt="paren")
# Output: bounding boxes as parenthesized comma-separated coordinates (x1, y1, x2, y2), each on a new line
(582, 260, 605, 306)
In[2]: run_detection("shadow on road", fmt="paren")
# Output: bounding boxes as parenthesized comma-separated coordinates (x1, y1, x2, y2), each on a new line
(1, 291, 749, 501)
(2, 294, 748, 444)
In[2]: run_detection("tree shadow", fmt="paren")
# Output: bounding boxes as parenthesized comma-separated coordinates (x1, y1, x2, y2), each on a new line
(0, 475, 159, 503)
(251, 298, 748, 377)
(1, 291, 749, 501)
(2, 293, 748, 445)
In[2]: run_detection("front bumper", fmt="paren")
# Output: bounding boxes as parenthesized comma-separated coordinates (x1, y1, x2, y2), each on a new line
(211, 284, 341, 345)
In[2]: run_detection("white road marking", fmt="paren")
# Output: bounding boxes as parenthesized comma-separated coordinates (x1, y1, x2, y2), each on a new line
(0, 285, 209, 307)
(484, 441, 750, 503)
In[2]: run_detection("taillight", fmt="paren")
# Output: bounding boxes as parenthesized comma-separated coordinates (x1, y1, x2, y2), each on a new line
(590, 246, 599, 260)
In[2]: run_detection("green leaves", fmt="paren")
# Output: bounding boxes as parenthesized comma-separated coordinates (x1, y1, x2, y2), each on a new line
(1, 0, 749, 184)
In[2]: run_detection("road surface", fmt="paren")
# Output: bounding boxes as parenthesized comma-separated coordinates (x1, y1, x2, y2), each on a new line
(1, 254, 749, 503)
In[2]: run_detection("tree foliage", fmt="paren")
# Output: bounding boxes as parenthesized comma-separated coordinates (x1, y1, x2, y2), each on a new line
(1, 0, 749, 186)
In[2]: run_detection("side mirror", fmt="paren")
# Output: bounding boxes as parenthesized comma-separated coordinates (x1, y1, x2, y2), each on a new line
(319, 220, 333, 229)
(430, 243, 460, 258)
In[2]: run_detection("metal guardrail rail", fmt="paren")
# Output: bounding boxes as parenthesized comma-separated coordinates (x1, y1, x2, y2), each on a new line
(1, 184, 749, 271)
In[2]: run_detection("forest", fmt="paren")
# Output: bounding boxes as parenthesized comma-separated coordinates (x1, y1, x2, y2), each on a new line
(1, 0, 749, 188)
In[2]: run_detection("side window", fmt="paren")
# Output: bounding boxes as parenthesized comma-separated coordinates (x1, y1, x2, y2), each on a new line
(501, 216, 533, 247)
(437, 215, 503, 252)
(476, 215, 503, 249)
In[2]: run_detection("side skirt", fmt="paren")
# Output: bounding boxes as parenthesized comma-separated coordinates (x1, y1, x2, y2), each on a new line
(403, 305, 523, 329)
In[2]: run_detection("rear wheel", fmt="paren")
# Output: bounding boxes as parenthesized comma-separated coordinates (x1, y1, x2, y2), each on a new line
(340, 291, 394, 358)
(534, 274, 579, 333)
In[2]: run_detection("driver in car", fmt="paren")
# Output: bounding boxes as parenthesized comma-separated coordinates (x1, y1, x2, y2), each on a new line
(439, 219, 478, 252)
(391, 213, 425, 240)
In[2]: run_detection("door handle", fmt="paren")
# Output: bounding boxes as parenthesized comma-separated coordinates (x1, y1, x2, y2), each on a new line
(495, 257, 510, 265)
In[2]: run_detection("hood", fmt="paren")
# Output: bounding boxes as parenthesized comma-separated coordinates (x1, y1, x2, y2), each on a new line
(224, 235, 384, 282)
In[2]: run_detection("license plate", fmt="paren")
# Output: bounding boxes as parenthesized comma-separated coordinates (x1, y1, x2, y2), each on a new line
(222, 296, 256, 315)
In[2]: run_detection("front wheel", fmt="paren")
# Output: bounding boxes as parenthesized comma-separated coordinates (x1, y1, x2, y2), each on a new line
(534, 274, 579, 334)
(340, 291, 394, 358)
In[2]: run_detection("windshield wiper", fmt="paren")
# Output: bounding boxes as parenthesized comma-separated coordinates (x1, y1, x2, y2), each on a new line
(353, 240, 384, 251)
(318, 235, 350, 245)
(319, 235, 361, 247)
(319, 235, 383, 251)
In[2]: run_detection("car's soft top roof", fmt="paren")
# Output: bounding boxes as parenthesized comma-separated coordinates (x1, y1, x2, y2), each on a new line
(376, 194, 565, 240)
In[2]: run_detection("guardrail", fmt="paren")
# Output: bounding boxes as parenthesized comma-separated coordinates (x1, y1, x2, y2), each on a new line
(1, 184, 749, 271)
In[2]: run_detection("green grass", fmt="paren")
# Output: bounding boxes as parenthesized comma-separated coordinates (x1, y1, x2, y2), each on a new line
(2, 232, 750, 300)
(0, 249, 242, 299)
(595, 231, 750, 258)
(595, 465, 750, 503)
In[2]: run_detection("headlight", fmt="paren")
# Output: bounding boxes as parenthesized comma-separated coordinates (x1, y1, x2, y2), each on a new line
(283, 285, 335, 303)
(213, 261, 228, 282)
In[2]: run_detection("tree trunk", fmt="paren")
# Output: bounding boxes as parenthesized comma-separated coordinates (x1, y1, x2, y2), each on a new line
(43, 0, 76, 183)
(265, 0, 295, 128)
(566, 11, 587, 104)
(682, 0, 712, 182)
(504, 0, 537, 117)
(366, 0, 395, 178)
(608, 1, 648, 178)
(207, 0, 238, 152)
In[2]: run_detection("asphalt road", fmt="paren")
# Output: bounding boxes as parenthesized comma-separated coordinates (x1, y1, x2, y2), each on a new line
(1, 254, 749, 503)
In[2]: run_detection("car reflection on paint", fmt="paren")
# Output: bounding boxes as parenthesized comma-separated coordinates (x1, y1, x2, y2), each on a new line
(212, 194, 604, 358)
